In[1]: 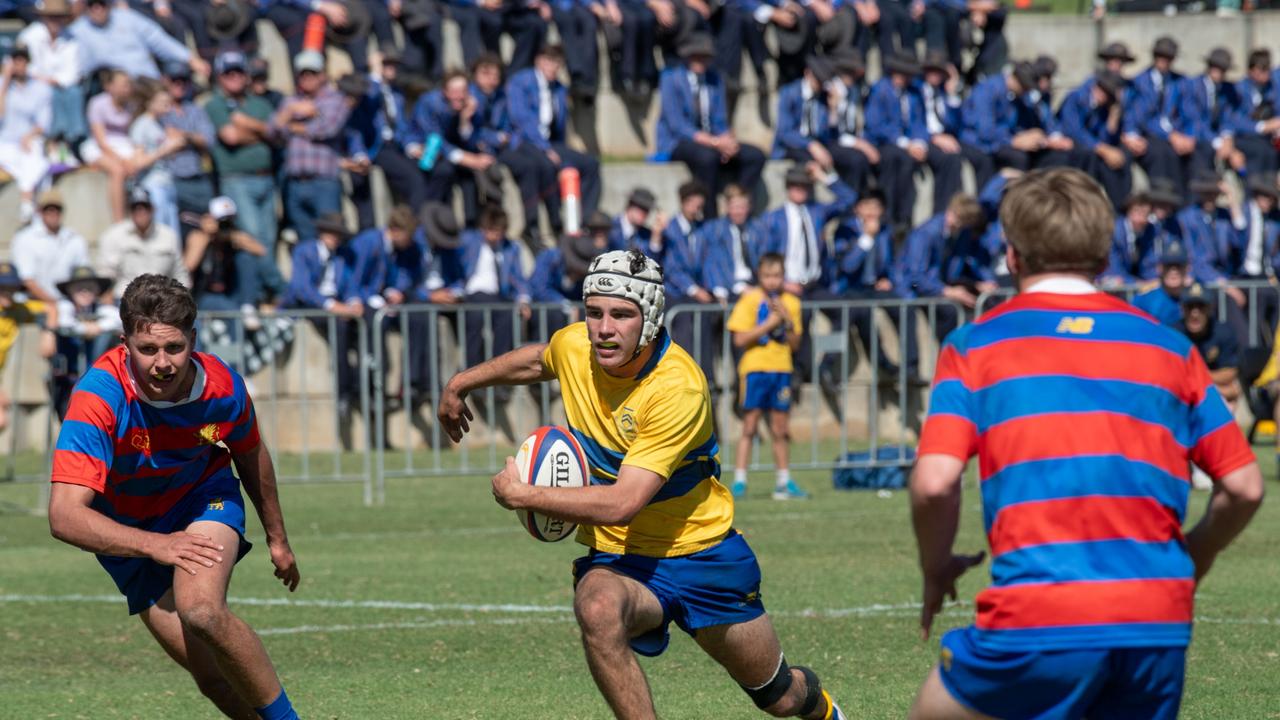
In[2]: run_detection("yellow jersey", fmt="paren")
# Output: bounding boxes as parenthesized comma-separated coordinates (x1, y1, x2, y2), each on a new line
(0, 301, 42, 372)
(726, 288, 802, 376)
(541, 323, 732, 557)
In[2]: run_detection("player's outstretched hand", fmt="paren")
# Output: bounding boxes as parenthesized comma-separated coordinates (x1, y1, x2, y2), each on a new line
(269, 539, 301, 592)
(919, 551, 985, 640)
(149, 531, 225, 576)
(438, 382, 475, 443)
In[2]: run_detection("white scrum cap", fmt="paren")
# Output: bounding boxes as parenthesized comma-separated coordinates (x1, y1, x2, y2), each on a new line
(582, 249, 666, 352)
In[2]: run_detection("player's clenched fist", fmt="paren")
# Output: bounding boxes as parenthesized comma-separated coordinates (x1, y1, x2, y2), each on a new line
(148, 531, 225, 576)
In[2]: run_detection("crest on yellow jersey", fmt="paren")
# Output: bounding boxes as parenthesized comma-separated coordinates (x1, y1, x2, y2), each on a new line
(617, 407, 638, 442)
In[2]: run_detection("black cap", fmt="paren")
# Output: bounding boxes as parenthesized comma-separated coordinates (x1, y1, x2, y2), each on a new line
(1152, 36, 1179, 60)
(1205, 47, 1233, 71)
(1160, 241, 1189, 266)
(161, 60, 192, 80)
(1097, 42, 1136, 63)
(1034, 54, 1058, 80)
(0, 261, 23, 290)
(1181, 282, 1213, 307)
(627, 187, 656, 212)
(248, 56, 269, 79)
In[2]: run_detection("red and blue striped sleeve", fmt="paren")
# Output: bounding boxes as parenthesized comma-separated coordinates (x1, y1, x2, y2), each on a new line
(918, 342, 977, 460)
(50, 372, 122, 493)
(1184, 348, 1256, 479)
(223, 371, 261, 455)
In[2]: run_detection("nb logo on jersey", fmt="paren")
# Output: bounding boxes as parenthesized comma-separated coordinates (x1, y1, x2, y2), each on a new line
(1055, 317, 1095, 335)
(207, 498, 224, 511)
(196, 423, 222, 445)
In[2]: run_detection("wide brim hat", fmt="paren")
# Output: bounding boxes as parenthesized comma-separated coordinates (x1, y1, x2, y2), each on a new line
(829, 49, 865, 78)
(883, 51, 922, 77)
(921, 49, 951, 75)
(1097, 42, 1136, 63)
(314, 213, 353, 240)
(562, 232, 604, 277)
(419, 202, 461, 249)
(1247, 176, 1280, 201)
(677, 32, 715, 62)
(1204, 48, 1233, 71)
(1152, 36, 1178, 60)
(774, 14, 812, 57)
(207, 0, 256, 40)
(326, 0, 373, 46)
(806, 55, 835, 85)
(627, 188, 656, 212)
(1146, 179, 1183, 207)
(1188, 173, 1222, 196)
(56, 265, 113, 298)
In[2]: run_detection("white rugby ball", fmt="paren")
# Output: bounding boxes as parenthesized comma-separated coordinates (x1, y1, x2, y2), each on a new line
(514, 426, 589, 541)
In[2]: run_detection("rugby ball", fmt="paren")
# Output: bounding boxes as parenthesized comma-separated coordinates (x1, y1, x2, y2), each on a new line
(514, 426, 589, 542)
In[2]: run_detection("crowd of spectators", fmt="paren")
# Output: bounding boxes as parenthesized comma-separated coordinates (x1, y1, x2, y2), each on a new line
(1, 0, 1280, 437)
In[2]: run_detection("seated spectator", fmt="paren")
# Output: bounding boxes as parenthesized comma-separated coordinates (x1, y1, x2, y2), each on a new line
(1057, 70, 1132, 209)
(919, 50, 985, 218)
(469, 53, 510, 157)
(1179, 283, 1242, 411)
(206, 50, 280, 268)
(0, 261, 56, 435)
(699, 183, 765, 299)
(1133, 241, 1191, 327)
(661, 181, 722, 386)
(182, 197, 270, 330)
(283, 213, 366, 422)
(1177, 48, 1246, 186)
(273, 51, 352, 244)
(448, 206, 531, 373)
(17, 0, 86, 151)
(1236, 49, 1280, 182)
(69, 0, 207, 80)
(81, 69, 140, 222)
(750, 0, 843, 85)
(1177, 174, 1237, 293)
(961, 61, 1071, 182)
(128, 78, 184, 234)
(501, 45, 601, 245)
(450, 0, 549, 72)
(1225, 177, 1280, 280)
(529, 213, 612, 336)
(96, 187, 190, 301)
(12, 189, 89, 304)
(656, 33, 765, 219)
(610, 188, 662, 255)
(925, 0, 1007, 85)
(898, 192, 994, 342)
(49, 266, 119, 419)
(866, 51, 934, 231)
(342, 51, 426, 228)
(825, 50, 880, 193)
(773, 56, 871, 195)
(1101, 191, 1159, 286)
(407, 69, 498, 228)
(0, 43, 53, 223)
(1124, 37, 1194, 202)
(158, 61, 217, 238)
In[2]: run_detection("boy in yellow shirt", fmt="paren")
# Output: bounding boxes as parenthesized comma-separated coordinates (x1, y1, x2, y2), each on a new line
(727, 253, 806, 500)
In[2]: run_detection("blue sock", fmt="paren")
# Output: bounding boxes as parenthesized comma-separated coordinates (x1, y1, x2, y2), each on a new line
(256, 688, 299, 720)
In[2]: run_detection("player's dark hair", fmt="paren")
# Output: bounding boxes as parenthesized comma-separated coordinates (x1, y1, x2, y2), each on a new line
(758, 252, 785, 272)
(120, 274, 198, 337)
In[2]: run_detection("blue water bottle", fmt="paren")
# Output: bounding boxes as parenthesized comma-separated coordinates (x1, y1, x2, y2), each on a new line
(419, 133, 443, 171)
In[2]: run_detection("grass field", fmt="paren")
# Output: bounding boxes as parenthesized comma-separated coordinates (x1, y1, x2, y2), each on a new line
(2, 449, 1279, 720)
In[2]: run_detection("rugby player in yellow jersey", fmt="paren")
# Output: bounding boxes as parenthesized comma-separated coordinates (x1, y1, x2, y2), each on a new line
(438, 250, 848, 720)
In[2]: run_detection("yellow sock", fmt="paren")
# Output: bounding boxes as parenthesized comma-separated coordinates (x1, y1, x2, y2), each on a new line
(821, 690, 835, 720)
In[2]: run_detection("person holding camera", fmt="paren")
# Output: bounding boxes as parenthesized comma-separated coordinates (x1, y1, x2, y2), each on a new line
(182, 197, 270, 331)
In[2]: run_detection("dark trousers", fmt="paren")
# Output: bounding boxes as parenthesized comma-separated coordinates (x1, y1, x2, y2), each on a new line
(310, 316, 363, 405)
(1235, 133, 1280, 180)
(784, 144, 873, 196)
(877, 143, 964, 227)
(1138, 135, 1212, 203)
(671, 140, 766, 219)
(927, 144, 964, 215)
(500, 142, 601, 236)
(711, 3, 747, 93)
(462, 293, 518, 368)
(399, 12, 446, 85)
(345, 0, 399, 74)
(966, 8, 1008, 84)
(554, 6, 599, 97)
(350, 145, 428, 228)
(1077, 148, 1132, 210)
(854, 0, 917, 63)
(668, 299, 724, 390)
(923, 5, 963, 70)
(285, 177, 343, 242)
(845, 289, 919, 373)
(263, 3, 310, 69)
(423, 158, 483, 225)
(173, 175, 216, 240)
(129, 0, 259, 59)
(452, 5, 547, 72)
(962, 142, 996, 194)
(616, 1, 659, 88)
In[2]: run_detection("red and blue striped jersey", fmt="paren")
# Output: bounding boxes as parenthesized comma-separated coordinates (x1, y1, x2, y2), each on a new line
(919, 291, 1255, 652)
(50, 346, 261, 527)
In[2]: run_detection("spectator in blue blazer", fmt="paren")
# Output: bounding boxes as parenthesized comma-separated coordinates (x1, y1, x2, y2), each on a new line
(920, 49, 987, 216)
(406, 69, 500, 227)
(961, 61, 1072, 180)
(1175, 175, 1244, 314)
(756, 163, 858, 379)
(773, 56, 873, 195)
(1133, 241, 1191, 328)
(609, 187, 662, 256)
(449, 0, 549, 72)
(529, 212, 612, 337)
(923, 0, 1007, 85)
(283, 213, 366, 423)
(662, 181, 723, 386)
(863, 51, 930, 231)
(500, 45, 601, 246)
(1100, 191, 1160, 287)
(447, 206, 532, 371)
(898, 192, 994, 342)
(655, 33, 765, 218)
(1121, 37, 1192, 200)
(700, 184, 766, 300)
(1178, 48, 1247, 186)
(1226, 177, 1280, 280)
(470, 53, 513, 157)
(1057, 70, 1132, 209)
(1236, 49, 1280, 182)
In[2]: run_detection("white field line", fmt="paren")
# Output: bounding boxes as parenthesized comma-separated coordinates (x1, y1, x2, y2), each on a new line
(257, 617, 567, 636)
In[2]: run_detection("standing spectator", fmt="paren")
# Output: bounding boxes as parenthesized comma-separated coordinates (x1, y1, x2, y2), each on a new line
(159, 61, 217, 238)
(961, 62, 1072, 179)
(49, 266, 120, 420)
(656, 34, 765, 219)
(700, 183, 765, 299)
(1133, 241, 1191, 327)
(773, 56, 871, 195)
(69, 0, 207, 80)
(898, 193, 995, 342)
(1123, 37, 1191, 201)
(502, 45, 602, 245)
(344, 50, 425, 225)
(283, 213, 365, 423)
(182, 197, 270, 329)
(609, 187, 661, 255)
(448, 206, 531, 375)
(17, 0, 85, 152)
(865, 51, 931, 231)
(393, 0, 445, 87)
(450, 0, 549, 72)
(96, 187, 190, 300)
(206, 50, 280, 266)
(1057, 70, 1132, 209)
(11, 189, 89, 304)
(1235, 49, 1280, 182)
(127, 78, 185, 234)
(273, 51, 353, 244)
(1100, 191, 1160, 286)
(407, 69, 498, 227)
(1179, 284, 1242, 411)
(1178, 48, 1246, 185)
(0, 44, 53, 223)
(81, 69, 139, 223)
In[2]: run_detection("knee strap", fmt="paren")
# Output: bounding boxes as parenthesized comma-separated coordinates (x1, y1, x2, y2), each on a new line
(742, 656, 793, 710)
(796, 666, 823, 718)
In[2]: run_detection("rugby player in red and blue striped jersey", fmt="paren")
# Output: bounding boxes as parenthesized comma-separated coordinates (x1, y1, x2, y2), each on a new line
(48, 275, 302, 720)
(908, 169, 1264, 720)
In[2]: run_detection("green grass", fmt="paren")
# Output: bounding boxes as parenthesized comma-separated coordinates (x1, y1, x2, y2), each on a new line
(2, 451, 1279, 719)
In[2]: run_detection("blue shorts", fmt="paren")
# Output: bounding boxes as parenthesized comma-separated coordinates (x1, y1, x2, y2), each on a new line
(572, 530, 766, 657)
(939, 627, 1185, 720)
(97, 473, 252, 615)
(741, 372, 792, 412)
